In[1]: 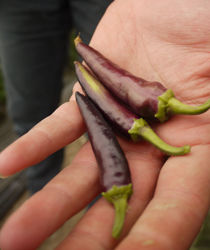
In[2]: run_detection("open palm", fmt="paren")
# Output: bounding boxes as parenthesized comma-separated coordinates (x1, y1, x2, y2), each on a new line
(0, 0, 210, 249)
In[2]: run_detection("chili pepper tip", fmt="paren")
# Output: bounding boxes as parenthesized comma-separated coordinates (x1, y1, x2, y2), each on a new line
(74, 35, 82, 47)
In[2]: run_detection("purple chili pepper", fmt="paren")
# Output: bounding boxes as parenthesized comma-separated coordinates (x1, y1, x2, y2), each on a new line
(76, 91, 132, 238)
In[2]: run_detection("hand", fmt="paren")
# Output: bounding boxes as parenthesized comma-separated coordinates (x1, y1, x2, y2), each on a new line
(0, 0, 210, 249)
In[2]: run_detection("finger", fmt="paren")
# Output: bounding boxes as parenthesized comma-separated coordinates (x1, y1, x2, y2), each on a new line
(116, 145, 210, 250)
(0, 94, 85, 177)
(0, 142, 101, 250)
(55, 141, 164, 250)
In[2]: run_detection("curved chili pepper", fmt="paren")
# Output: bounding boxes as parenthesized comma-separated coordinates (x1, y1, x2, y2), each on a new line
(74, 36, 210, 122)
(76, 91, 132, 238)
(75, 61, 190, 156)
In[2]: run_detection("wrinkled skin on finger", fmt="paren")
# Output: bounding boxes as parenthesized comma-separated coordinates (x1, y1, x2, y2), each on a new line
(0, 0, 210, 249)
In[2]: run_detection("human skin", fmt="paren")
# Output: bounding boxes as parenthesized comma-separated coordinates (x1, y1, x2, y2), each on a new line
(0, 0, 210, 249)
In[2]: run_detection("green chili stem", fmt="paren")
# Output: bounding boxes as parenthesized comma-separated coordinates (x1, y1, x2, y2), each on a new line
(112, 197, 127, 238)
(128, 118, 190, 156)
(155, 89, 210, 122)
(102, 184, 132, 239)
(168, 98, 210, 115)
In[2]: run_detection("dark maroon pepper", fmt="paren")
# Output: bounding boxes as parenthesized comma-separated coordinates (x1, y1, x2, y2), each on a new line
(75, 61, 190, 156)
(75, 36, 210, 122)
(76, 91, 132, 238)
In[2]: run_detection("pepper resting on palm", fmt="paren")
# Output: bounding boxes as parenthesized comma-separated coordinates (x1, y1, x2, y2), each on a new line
(74, 36, 210, 122)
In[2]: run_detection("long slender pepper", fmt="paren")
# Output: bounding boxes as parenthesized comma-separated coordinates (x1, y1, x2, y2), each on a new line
(76, 92, 132, 238)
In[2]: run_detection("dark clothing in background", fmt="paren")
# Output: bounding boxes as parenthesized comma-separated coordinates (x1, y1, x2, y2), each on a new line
(0, 0, 112, 194)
